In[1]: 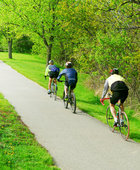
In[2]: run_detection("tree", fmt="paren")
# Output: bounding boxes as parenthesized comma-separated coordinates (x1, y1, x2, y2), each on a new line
(0, 0, 63, 64)
(0, 1, 17, 59)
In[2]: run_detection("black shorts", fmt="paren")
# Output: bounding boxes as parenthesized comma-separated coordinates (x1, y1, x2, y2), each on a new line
(65, 80, 76, 90)
(110, 90, 128, 105)
(49, 71, 59, 79)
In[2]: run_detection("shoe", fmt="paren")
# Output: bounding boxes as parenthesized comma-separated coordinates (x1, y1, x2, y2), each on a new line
(113, 120, 120, 127)
(48, 90, 51, 94)
(113, 121, 118, 127)
(121, 121, 124, 127)
(121, 122, 127, 128)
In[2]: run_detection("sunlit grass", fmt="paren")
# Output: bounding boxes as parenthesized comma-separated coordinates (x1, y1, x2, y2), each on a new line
(0, 52, 139, 143)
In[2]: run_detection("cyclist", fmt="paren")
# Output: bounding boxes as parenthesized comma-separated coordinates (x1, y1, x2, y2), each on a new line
(45, 60, 60, 94)
(100, 68, 129, 126)
(57, 61, 78, 98)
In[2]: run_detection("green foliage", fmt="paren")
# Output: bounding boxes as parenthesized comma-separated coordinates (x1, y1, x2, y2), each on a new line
(0, 0, 139, 100)
(13, 36, 33, 53)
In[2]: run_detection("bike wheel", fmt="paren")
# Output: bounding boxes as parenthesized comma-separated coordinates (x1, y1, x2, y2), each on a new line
(53, 85, 57, 101)
(120, 112, 129, 140)
(63, 91, 68, 109)
(70, 93, 76, 113)
(50, 84, 54, 98)
(106, 105, 114, 131)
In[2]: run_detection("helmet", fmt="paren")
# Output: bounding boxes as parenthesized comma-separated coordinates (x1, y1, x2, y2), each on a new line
(110, 68, 119, 75)
(49, 60, 54, 64)
(65, 61, 72, 68)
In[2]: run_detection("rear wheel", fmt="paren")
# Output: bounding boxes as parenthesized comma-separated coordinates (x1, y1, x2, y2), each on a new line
(70, 93, 76, 113)
(63, 91, 68, 109)
(120, 112, 129, 140)
(50, 83, 54, 98)
(53, 84, 57, 101)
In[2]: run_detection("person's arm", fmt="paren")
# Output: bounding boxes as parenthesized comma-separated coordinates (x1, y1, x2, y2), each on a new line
(45, 66, 49, 76)
(101, 79, 109, 99)
(57, 69, 65, 81)
(75, 72, 78, 83)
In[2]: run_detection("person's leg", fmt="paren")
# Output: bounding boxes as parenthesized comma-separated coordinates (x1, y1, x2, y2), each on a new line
(120, 103, 124, 124)
(54, 72, 59, 85)
(54, 78, 57, 84)
(110, 103, 117, 122)
(64, 85, 68, 98)
(48, 77, 52, 90)
(120, 91, 128, 123)
(64, 81, 69, 98)
(69, 81, 76, 94)
(110, 92, 120, 125)
(120, 90, 128, 113)
(120, 103, 124, 112)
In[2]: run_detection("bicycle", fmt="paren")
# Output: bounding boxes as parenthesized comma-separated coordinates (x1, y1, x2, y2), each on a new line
(49, 79, 57, 100)
(59, 80, 76, 113)
(100, 98, 130, 140)
(45, 75, 58, 100)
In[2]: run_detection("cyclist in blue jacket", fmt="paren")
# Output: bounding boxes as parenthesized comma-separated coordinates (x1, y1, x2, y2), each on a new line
(45, 60, 60, 94)
(57, 62, 78, 98)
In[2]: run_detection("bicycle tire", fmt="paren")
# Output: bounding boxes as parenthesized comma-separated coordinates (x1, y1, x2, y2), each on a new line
(106, 105, 114, 131)
(63, 91, 68, 109)
(120, 112, 129, 140)
(70, 93, 76, 113)
(50, 83, 54, 98)
(53, 84, 57, 101)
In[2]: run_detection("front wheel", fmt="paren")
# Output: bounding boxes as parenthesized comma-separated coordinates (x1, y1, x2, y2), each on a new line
(70, 93, 76, 113)
(120, 112, 129, 140)
(106, 105, 114, 131)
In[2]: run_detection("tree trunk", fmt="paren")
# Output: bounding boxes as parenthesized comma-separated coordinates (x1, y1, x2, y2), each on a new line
(46, 44, 52, 66)
(8, 39, 12, 59)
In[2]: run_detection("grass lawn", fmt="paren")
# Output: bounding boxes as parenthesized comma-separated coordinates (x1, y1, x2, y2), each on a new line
(0, 52, 140, 143)
(0, 93, 60, 169)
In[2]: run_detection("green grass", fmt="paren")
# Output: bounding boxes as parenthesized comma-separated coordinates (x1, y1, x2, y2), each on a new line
(0, 52, 140, 143)
(0, 93, 60, 169)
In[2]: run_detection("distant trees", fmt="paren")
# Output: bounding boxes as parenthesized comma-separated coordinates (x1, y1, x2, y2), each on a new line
(0, 0, 139, 101)
(0, 0, 62, 64)
(56, 0, 140, 102)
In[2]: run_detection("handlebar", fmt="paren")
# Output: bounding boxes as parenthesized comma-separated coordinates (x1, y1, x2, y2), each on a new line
(100, 98, 110, 106)
(58, 80, 65, 82)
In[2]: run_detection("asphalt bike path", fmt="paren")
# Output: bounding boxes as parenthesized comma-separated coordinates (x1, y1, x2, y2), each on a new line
(0, 61, 139, 170)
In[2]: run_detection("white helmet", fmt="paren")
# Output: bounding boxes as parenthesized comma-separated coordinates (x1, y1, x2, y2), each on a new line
(65, 61, 72, 68)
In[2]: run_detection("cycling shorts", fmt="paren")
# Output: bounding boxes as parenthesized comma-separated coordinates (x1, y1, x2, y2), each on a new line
(49, 71, 59, 79)
(110, 90, 128, 105)
(65, 80, 76, 90)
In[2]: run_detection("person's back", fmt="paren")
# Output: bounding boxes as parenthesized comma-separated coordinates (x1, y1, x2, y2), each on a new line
(107, 74, 128, 92)
(57, 62, 78, 98)
(100, 68, 129, 127)
(58, 68, 77, 82)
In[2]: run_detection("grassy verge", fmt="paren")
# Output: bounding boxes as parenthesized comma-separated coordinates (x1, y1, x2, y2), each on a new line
(0, 52, 140, 143)
(0, 93, 60, 169)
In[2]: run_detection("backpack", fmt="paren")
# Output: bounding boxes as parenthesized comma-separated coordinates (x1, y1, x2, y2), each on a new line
(51, 66, 60, 72)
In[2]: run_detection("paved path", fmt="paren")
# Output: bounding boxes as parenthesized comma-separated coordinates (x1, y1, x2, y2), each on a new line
(0, 61, 140, 170)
